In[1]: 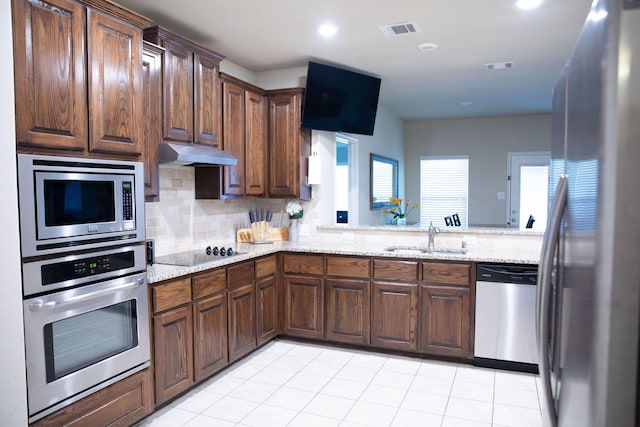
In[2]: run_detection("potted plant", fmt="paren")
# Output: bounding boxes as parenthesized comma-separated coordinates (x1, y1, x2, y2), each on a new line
(383, 197, 418, 225)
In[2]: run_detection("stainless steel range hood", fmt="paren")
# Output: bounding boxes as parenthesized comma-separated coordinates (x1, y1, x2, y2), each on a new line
(159, 142, 237, 166)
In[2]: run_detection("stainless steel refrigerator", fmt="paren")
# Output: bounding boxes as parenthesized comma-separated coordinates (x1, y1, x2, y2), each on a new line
(537, 0, 640, 426)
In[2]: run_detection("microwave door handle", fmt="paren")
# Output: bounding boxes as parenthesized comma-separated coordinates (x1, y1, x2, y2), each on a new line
(536, 175, 568, 427)
(28, 277, 145, 311)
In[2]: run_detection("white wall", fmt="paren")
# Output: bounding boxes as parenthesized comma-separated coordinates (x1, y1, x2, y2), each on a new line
(0, 0, 29, 423)
(404, 114, 552, 226)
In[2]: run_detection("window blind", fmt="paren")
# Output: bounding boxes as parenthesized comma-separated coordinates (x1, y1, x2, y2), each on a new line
(420, 156, 469, 227)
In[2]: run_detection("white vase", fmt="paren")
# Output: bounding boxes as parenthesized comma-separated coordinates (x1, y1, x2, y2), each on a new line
(397, 217, 407, 226)
(289, 219, 299, 242)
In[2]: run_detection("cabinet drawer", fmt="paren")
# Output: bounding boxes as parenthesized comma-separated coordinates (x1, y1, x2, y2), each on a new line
(255, 256, 277, 279)
(192, 268, 227, 299)
(326, 256, 370, 278)
(228, 261, 255, 289)
(422, 262, 471, 286)
(153, 277, 192, 313)
(373, 259, 418, 282)
(283, 254, 324, 275)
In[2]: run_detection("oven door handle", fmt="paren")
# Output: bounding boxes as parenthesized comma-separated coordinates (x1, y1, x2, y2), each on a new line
(28, 277, 145, 312)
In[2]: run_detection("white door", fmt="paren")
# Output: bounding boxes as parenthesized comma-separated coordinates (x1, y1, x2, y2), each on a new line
(508, 152, 550, 230)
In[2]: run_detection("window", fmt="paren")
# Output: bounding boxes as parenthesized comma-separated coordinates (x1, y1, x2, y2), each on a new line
(420, 156, 469, 227)
(370, 154, 398, 209)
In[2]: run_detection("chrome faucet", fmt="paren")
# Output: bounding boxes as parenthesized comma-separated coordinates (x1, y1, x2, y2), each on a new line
(427, 221, 440, 250)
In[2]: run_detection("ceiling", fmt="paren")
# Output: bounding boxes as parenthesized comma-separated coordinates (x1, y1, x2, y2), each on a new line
(117, 0, 593, 120)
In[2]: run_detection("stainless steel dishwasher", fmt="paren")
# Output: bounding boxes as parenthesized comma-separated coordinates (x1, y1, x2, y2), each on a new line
(474, 263, 538, 373)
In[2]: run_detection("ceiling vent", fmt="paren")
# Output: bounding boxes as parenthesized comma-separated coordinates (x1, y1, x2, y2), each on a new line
(485, 61, 514, 70)
(380, 22, 421, 37)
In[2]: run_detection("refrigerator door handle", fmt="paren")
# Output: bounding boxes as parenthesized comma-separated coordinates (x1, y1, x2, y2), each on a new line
(536, 174, 568, 427)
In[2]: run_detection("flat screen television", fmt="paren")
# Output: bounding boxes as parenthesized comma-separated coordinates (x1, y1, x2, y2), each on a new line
(301, 61, 381, 136)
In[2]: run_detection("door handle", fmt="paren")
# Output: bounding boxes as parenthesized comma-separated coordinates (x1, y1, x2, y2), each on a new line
(536, 175, 568, 427)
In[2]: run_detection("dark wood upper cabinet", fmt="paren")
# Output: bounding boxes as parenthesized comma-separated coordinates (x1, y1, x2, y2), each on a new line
(268, 88, 311, 200)
(144, 26, 224, 147)
(87, 9, 143, 156)
(160, 40, 193, 143)
(12, 0, 150, 158)
(141, 41, 163, 202)
(220, 73, 267, 198)
(12, 0, 87, 151)
(194, 52, 222, 147)
(245, 89, 268, 195)
(222, 79, 245, 195)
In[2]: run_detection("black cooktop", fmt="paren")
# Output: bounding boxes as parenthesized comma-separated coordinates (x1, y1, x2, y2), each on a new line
(154, 246, 245, 267)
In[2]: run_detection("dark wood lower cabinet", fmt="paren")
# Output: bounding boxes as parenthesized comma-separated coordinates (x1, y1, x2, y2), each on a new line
(420, 284, 472, 359)
(153, 305, 193, 405)
(282, 275, 324, 339)
(31, 368, 153, 427)
(371, 281, 418, 351)
(256, 273, 278, 345)
(228, 283, 257, 362)
(193, 292, 228, 381)
(325, 278, 370, 345)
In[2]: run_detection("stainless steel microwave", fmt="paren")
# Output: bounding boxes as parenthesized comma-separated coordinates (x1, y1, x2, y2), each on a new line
(18, 154, 145, 258)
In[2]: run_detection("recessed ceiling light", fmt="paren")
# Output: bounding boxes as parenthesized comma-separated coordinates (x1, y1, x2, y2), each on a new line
(460, 101, 473, 106)
(318, 23, 338, 38)
(418, 42, 438, 52)
(516, 0, 543, 10)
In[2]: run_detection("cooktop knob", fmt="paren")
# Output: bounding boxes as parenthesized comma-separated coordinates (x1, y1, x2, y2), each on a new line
(212, 246, 219, 256)
(227, 248, 234, 256)
(220, 247, 227, 256)
(205, 246, 212, 255)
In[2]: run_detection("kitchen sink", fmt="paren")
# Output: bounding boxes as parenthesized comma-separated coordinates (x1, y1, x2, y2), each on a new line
(384, 245, 468, 255)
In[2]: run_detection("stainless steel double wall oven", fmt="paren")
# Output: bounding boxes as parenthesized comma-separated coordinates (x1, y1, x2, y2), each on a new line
(17, 154, 149, 423)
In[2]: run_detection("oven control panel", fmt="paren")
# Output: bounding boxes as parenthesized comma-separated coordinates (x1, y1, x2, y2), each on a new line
(41, 252, 136, 285)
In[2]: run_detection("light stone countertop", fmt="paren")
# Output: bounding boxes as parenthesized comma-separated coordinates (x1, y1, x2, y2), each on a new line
(146, 239, 540, 284)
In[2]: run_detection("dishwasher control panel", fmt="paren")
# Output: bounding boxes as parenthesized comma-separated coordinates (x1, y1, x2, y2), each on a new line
(476, 264, 538, 285)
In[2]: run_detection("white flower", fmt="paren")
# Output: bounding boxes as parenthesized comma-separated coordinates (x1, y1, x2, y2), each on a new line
(285, 200, 302, 216)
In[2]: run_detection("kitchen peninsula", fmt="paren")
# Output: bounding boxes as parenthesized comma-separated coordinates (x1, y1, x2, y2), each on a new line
(146, 226, 541, 405)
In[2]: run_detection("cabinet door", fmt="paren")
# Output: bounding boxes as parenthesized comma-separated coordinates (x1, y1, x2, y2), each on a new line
(245, 90, 267, 196)
(325, 279, 370, 345)
(268, 90, 311, 199)
(141, 43, 162, 201)
(371, 281, 418, 351)
(87, 9, 142, 156)
(194, 52, 221, 146)
(228, 283, 257, 362)
(420, 285, 472, 359)
(162, 40, 193, 142)
(222, 81, 245, 196)
(282, 275, 324, 339)
(194, 293, 228, 381)
(12, 0, 87, 151)
(153, 305, 194, 405)
(256, 273, 278, 345)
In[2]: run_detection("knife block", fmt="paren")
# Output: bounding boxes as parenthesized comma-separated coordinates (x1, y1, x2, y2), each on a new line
(236, 227, 289, 243)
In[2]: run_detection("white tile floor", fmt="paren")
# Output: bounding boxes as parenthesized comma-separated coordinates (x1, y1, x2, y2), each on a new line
(136, 339, 543, 427)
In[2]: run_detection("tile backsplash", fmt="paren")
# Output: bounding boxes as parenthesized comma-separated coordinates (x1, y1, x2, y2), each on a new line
(145, 165, 296, 256)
